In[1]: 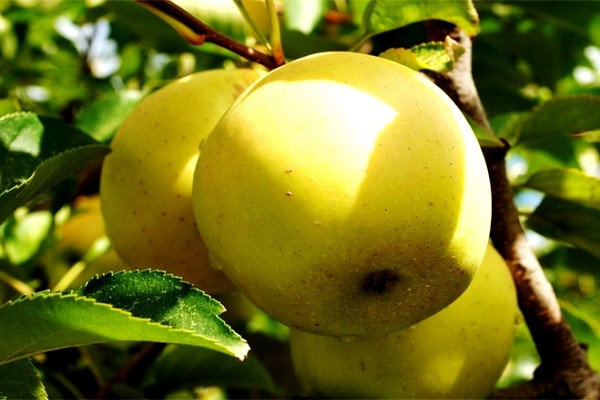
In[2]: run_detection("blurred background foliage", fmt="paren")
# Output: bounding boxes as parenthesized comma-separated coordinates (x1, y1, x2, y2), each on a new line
(0, 0, 599, 398)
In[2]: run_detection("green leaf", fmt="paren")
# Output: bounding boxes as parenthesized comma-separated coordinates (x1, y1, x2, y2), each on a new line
(490, 112, 527, 145)
(521, 169, 600, 210)
(465, 115, 504, 148)
(75, 90, 142, 143)
(495, 322, 538, 388)
(172, 0, 249, 42)
(247, 309, 290, 342)
(0, 271, 249, 366)
(77, 270, 249, 358)
(106, 1, 194, 54)
(560, 300, 600, 371)
(362, 0, 479, 41)
(349, 0, 371, 26)
(137, 0, 250, 53)
(526, 197, 600, 259)
(280, 28, 349, 59)
(1, 210, 52, 265)
(0, 112, 110, 224)
(0, 99, 19, 118)
(515, 96, 600, 146)
(107, 1, 249, 59)
(561, 300, 600, 338)
(142, 345, 278, 396)
(283, 0, 325, 34)
(379, 38, 465, 73)
(0, 358, 47, 400)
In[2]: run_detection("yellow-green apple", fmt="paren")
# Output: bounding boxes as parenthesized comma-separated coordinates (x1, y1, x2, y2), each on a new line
(289, 243, 519, 399)
(100, 68, 261, 293)
(192, 52, 492, 335)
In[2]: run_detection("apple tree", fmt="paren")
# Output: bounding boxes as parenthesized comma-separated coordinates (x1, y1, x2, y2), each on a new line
(0, 0, 599, 398)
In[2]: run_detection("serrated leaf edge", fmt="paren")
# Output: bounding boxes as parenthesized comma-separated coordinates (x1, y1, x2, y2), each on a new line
(79, 268, 227, 314)
(0, 357, 47, 400)
(515, 94, 600, 145)
(0, 142, 110, 197)
(0, 290, 249, 364)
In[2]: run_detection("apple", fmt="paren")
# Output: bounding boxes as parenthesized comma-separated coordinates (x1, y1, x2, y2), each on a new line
(192, 51, 492, 335)
(289, 243, 519, 399)
(100, 68, 262, 293)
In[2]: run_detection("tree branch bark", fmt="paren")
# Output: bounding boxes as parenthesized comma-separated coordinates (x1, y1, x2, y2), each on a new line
(136, 0, 283, 70)
(423, 21, 599, 399)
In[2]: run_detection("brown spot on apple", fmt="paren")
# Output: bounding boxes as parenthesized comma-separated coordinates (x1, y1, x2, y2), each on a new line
(361, 269, 400, 295)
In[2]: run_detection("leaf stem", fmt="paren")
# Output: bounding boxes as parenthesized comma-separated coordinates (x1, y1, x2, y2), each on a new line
(53, 261, 87, 293)
(135, 0, 283, 70)
(0, 269, 34, 296)
(78, 346, 107, 387)
(95, 342, 167, 399)
(266, 0, 285, 66)
(233, 0, 270, 49)
(52, 237, 112, 292)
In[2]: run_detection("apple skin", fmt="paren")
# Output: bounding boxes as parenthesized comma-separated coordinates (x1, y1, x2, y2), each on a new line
(100, 68, 262, 293)
(192, 52, 492, 335)
(289, 243, 519, 399)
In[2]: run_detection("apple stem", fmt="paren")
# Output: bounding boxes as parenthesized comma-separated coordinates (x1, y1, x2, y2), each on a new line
(135, 0, 284, 70)
(423, 20, 600, 399)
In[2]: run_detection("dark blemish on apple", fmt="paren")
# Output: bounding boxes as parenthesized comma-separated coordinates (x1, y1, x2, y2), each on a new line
(361, 269, 400, 295)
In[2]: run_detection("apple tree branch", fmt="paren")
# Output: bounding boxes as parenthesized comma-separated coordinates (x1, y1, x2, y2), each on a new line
(423, 21, 600, 399)
(135, 0, 284, 70)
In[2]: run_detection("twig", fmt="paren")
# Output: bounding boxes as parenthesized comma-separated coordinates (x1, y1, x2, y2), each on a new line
(0, 269, 34, 296)
(95, 342, 167, 399)
(423, 21, 600, 399)
(135, 0, 283, 70)
(485, 146, 600, 399)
